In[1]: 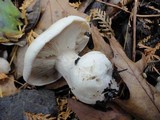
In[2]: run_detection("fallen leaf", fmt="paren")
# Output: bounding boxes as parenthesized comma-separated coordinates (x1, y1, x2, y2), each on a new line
(91, 25, 113, 60)
(45, 77, 67, 90)
(0, 0, 23, 42)
(77, 0, 94, 13)
(0, 75, 18, 97)
(24, 0, 41, 32)
(68, 98, 131, 120)
(91, 26, 160, 119)
(135, 51, 147, 73)
(34, 0, 87, 34)
(109, 35, 160, 119)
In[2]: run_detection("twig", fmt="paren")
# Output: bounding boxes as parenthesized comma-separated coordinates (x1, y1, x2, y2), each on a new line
(18, 83, 29, 90)
(96, 0, 160, 18)
(132, 0, 138, 61)
(137, 14, 160, 18)
(9, 46, 18, 65)
(96, 0, 130, 14)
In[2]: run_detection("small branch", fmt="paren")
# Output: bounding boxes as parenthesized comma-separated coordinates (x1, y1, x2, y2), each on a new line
(136, 14, 160, 18)
(132, 0, 138, 61)
(96, 0, 130, 14)
(96, 0, 160, 18)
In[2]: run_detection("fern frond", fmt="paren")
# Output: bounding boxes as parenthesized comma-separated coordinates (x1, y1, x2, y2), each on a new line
(138, 35, 151, 45)
(69, 0, 81, 8)
(90, 8, 114, 37)
(138, 42, 160, 74)
(19, 0, 34, 29)
(57, 97, 73, 120)
(24, 112, 56, 120)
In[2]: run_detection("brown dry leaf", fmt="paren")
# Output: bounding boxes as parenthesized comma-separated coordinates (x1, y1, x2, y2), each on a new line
(91, 25, 113, 60)
(68, 98, 131, 120)
(0, 75, 18, 97)
(91, 26, 160, 119)
(109, 35, 160, 119)
(45, 77, 67, 90)
(135, 51, 147, 73)
(34, 0, 87, 34)
(77, 0, 94, 13)
(21, 0, 41, 32)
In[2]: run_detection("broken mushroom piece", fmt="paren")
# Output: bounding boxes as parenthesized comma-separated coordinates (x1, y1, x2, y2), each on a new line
(23, 15, 119, 104)
(0, 57, 10, 74)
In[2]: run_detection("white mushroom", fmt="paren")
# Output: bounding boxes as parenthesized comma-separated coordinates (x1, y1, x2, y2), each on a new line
(23, 15, 119, 104)
(23, 16, 89, 85)
(0, 57, 10, 74)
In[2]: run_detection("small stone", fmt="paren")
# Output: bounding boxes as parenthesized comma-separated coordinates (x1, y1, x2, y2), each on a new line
(0, 89, 58, 120)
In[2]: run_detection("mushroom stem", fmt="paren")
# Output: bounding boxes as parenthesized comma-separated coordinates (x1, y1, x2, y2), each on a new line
(56, 50, 79, 85)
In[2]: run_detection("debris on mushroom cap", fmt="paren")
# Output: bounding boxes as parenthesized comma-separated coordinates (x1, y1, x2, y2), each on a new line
(23, 15, 90, 86)
(0, 57, 10, 74)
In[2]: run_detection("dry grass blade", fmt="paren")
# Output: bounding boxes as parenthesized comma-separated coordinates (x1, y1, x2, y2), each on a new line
(9, 45, 18, 65)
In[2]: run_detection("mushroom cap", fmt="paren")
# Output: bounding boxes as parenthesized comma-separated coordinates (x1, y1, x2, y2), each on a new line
(23, 15, 90, 86)
(67, 51, 115, 104)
